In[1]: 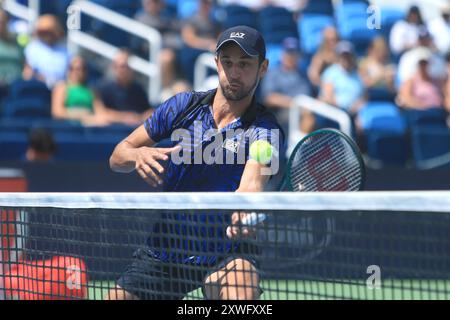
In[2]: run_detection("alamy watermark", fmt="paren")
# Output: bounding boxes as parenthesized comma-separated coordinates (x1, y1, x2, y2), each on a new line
(67, 5, 81, 31)
(367, 5, 381, 30)
(366, 265, 382, 290)
(169, 122, 280, 176)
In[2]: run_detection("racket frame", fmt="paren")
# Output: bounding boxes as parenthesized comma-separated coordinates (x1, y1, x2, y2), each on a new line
(284, 128, 366, 192)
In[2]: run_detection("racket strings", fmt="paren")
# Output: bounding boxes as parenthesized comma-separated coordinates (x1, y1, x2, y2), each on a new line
(289, 133, 363, 191)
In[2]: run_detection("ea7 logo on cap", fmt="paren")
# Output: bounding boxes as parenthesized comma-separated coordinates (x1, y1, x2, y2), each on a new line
(230, 32, 245, 39)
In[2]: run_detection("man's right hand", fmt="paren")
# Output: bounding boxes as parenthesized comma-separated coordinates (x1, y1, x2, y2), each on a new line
(134, 146, 180, 187)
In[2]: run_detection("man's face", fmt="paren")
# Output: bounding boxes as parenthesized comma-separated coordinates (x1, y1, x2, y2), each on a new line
(216, 43, 267, 101)
(143, 0, 162, 15)
(113, 52, 133, 85)
(282, 51, 300, 70)
(408, 11, 421, 25)
(339, 53, 355, 72)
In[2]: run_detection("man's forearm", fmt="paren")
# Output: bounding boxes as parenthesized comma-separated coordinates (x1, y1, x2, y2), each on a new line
(109, 141, 139, 173)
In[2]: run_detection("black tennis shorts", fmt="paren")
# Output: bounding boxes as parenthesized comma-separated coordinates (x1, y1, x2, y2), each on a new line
(116, 246, 261, 300)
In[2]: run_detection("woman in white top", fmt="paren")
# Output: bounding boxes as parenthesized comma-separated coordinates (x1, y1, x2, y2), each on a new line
(389, 5, 425, 56)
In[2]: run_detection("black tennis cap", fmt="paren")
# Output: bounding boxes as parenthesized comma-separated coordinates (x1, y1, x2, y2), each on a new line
(216, 25, 266, 60)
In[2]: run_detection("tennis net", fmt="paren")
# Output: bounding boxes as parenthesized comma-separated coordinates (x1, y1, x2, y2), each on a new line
(1, 192, 450, 300)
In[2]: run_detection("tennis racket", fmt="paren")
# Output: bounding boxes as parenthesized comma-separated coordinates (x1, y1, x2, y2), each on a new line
(242, 128, 365, 226)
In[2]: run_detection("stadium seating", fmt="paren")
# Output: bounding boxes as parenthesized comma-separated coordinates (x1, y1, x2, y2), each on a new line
(298, 14, 335, 55)
(403, 108, 448, 129)
(87, 0, 141, 48)
(379, 8, 404, 39)
(177, 0, 199, 19)
(301, 0, 334, 16)
(53, 136, 122, 162)
(359, 102, 407, 134)
(335, 2, 380, 56)
(222, 5, 258, 30)
(411, 127, 450, 169)
(258, 6, 298, 45)
(367, 88, 396, 103)
(0, 118, 31, 135)
(8, 79, 51, 102)
(2, 80, 51, 120)
(364, 130, 409, 166)
(265, 44, 283, 70)
(359, 102, 409, 166)
(2, 99, 51, 119)
(0, 132, 29, 161)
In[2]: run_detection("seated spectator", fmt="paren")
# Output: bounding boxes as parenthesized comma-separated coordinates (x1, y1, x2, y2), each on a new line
(180, 0, 221, 83)
(25, 128, 57, 162)
(52, 56, 110, 126)
(97, 49, 153, 126)
(397, 53, 446, 112)
(0, 9, 23, 88)
(320, 41, 367, 117)
(397, 27, 447, 86)
(133, 0, 181, 88)
(359, 37, 396, 93)
(261, 37, 312, 133)
(307, 26, 339, 88)
(389, 5, 424, 57)
(427, 2, 450, 55)
(24, 15, 71, 89)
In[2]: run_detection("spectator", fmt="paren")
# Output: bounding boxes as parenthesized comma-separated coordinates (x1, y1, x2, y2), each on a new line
(427, 2, 450, 55)
(397, 27, 447, 86)
(261, 37, 312, 132)
(52, 56, 110, 126)
(320, 41, 367, 117)
(133, 0, 181, 88)
(25, 128, 57, 163)
(0, 9, 23, 88)
(307, 26, 339, 88)
(389, 5, 424, 57)
(180, 0, 221, 83)
(397, 52, 446, 112)
(359, 37, 396, 93)
(97, 49, 153, 126)
(24, 15, 70, 89)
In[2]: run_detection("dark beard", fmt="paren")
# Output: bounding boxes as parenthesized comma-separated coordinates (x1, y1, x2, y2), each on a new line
(220, 72, 260, 101)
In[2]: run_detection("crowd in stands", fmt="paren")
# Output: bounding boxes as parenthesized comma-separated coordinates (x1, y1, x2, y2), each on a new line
(0, 0, 450, 168)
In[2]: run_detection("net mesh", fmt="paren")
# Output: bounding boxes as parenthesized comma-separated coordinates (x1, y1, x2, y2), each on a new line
(289, 131, 364, 191)
(1, 192, 450, 300)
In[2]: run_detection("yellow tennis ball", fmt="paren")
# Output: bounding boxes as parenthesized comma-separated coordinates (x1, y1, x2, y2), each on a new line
(16, 34, 30, 47)
(250, 140, 273, 164)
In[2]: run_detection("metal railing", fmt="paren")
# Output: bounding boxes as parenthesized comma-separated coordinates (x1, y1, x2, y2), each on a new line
(289, 95, 352, 154)
(68, 0, 162, 105)
(3, 0, 39, 31)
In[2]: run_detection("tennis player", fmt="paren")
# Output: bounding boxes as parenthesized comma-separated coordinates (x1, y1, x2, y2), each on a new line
(109, 25, 284, 300)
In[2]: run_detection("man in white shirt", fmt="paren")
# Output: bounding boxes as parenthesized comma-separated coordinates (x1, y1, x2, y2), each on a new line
(427, 3, 450, 55)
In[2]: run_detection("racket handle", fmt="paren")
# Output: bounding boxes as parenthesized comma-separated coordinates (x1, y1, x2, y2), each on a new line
(241, 212, 267, 226)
